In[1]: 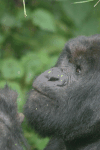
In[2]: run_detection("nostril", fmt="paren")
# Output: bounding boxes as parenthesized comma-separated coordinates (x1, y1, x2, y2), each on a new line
(48, 77, 59, 81)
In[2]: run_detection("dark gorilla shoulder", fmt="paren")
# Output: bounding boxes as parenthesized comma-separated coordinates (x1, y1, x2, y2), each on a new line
(24, 34, 100, 150)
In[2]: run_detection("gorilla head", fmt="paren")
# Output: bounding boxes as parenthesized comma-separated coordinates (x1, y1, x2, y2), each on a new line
(24, 34, 100, 150)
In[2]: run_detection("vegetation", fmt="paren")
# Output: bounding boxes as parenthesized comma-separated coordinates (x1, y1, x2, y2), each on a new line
(0, 0, 100, 149)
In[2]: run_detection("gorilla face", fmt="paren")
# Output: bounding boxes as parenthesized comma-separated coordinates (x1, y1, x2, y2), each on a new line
(24, 34, 100, 150)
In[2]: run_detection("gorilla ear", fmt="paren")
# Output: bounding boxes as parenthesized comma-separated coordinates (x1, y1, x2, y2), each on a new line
(18, 113, 25, 124)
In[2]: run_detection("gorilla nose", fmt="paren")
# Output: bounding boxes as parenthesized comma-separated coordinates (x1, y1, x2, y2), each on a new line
(33, 67, 67, 88)
(45, 67, 67, 86)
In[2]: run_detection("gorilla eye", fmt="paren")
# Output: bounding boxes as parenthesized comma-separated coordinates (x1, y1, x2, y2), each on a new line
(76, 66, 81, 74)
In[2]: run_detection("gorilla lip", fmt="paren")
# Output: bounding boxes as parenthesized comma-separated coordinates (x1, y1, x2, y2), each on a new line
(33, 87, 55, 101)
(33, 87, 48, 97)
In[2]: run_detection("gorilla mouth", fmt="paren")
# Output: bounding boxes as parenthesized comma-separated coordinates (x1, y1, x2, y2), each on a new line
(33, 87, 54, 101)
(34, 87, 48, 97)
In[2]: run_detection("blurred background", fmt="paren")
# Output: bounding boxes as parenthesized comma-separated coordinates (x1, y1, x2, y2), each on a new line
(0, 0, 100, 149)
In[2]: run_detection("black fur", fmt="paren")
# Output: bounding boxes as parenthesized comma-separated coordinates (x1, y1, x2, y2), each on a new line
(0, 85, 28, 150)
(24, 34, 100, 150)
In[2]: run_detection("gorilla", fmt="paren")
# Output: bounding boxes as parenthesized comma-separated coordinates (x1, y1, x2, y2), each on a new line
(1, 34, 100, 150)
(0, 85, 29, 150)
(24, 34, 100, 150)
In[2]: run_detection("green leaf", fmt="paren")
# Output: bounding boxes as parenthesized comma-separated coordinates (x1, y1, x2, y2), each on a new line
(32, 9, 56, 32)
(1, 14, 16, 27)
(75, 18, 99, 36)
(0, 35, 5, 44)
(1, 59, 24, 79)
(21, 52, 44, 84)
(61, 1, 90, 26)
(36, 138, 49, 150)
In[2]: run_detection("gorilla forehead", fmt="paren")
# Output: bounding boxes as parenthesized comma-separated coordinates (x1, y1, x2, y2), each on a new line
(66, 35, 100, 52)
(64, 34, 100, 57)
(60, 35, 100, 67)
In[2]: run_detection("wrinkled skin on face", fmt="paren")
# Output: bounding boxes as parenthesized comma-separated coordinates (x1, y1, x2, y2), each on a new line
(24, 34, 100, 150)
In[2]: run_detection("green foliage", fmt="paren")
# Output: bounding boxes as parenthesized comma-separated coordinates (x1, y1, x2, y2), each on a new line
(0, 35, 5, 45)
(32, 9, 56, 32)
(1, 58, 24, 79)
(0, 0, 100, 149)
(1, 14, 16, 27)
(25, 130, 49, 150)
(21, 51, 49, 84)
